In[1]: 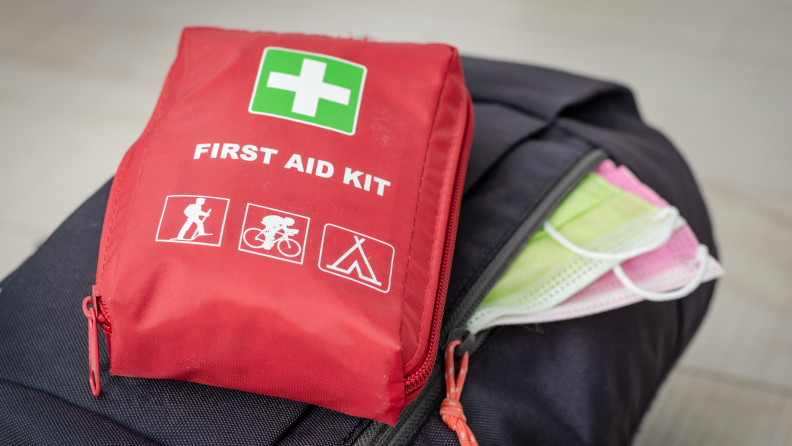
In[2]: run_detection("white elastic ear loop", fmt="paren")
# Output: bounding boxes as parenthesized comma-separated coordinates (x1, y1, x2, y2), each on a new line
(543, 206, 679, 262)
(613, 244, 710, 301)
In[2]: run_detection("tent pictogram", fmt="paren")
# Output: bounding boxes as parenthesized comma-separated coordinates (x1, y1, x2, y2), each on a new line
(318, 224, 394, 293)
(326, 235, 381, 286)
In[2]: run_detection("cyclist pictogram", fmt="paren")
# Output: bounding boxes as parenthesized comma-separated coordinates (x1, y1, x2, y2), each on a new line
(238, 204, 310, 264)
(155, 195, 229, 247)
(242, 215, 301, 257)
(318, 224, 394, 293)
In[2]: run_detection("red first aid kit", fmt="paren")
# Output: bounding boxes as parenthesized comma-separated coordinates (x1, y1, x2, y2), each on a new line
(81, 27, 473, 424)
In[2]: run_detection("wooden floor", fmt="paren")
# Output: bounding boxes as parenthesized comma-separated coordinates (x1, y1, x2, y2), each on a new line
(1, 1, 790, 444)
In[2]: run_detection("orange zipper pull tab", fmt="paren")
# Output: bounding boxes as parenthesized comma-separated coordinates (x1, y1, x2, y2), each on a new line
(440, 330, 478, 446)
(82, 291, 101, 396)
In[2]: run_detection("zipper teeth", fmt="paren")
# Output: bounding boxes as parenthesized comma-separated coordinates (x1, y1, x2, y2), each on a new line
(423, 150, 608, 396)
(403, 113, 471, 393)
(97, 296, 112, 334)
(446, 149, 609, 333)
(402, 182, 459, 392)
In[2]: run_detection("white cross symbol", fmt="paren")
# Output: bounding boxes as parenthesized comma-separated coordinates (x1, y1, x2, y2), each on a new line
(266, 59, 351, 117)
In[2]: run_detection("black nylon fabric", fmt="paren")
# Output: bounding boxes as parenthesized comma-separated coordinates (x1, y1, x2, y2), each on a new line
(0, 378, 156, 446)
(0, 55, 716, 446)
(461, 103, 547, 195)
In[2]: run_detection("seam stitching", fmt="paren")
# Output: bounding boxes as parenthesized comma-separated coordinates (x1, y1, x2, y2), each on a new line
(398, 50, 454, 381)
(403, 90, 466, 370)
(96, 30, 192, 332)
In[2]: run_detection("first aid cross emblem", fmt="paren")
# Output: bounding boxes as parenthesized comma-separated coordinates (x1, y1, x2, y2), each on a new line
(249, 47, 367, 135)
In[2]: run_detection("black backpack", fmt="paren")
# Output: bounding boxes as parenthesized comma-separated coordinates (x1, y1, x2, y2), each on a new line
(0, 56, 717, 446)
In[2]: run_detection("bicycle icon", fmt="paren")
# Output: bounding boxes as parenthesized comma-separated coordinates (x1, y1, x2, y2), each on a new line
(242, 215, 302, 258)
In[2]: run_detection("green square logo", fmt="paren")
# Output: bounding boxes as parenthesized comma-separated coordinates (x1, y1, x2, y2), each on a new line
(249, 47, 367, 135)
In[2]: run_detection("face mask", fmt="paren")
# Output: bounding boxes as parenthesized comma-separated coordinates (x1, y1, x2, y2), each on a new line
(470, 160, 724, 330)
(466, 172, 680, 333)
(594, 159, 667, 207)
(477, 231, 724, 327)
(590, 160, 721, 300)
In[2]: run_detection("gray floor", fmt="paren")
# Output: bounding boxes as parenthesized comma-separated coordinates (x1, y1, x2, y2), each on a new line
(1, 1, 790, 444)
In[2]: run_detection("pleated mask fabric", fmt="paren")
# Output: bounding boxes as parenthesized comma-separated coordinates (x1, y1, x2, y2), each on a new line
(466, 170, 680, 333)
(474, 160, 724, 329)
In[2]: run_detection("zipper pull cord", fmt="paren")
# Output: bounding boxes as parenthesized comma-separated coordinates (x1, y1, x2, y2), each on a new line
(81, 295, 101, 396)
(440, 340, 479, 446)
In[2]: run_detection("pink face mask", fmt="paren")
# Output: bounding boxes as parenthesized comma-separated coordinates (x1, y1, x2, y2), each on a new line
(477, 160, 724, 329)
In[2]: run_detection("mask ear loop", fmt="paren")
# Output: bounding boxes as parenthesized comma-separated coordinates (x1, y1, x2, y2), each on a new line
(543, 206, 679, 262)
(613, 244, 709, 301)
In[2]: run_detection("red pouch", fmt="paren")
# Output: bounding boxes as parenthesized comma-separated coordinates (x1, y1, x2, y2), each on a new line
(82, 27, 473, 424)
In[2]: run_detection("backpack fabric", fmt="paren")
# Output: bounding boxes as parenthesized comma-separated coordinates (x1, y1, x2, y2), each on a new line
(0, 55, 716, 446)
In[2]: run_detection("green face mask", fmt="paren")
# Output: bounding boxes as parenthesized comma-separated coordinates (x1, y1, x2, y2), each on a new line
(466, 172, 679, 333)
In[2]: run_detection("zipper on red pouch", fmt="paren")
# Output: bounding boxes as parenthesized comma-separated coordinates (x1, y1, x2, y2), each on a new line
(81, 285, 107, 396)
(403, 115, 472, 396)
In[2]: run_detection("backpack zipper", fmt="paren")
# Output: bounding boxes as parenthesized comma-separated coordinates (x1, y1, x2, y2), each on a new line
(357, 149, 608, 446)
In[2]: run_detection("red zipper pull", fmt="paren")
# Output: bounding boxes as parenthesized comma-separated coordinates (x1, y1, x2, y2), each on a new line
(81, 288, 101, 396)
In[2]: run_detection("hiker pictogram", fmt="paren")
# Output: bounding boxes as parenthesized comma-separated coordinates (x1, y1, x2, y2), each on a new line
(238, 203, 310, 264)
(155, 195, 229, 247)
(174, 198, 213, 241)
(318, 224, 395, 293)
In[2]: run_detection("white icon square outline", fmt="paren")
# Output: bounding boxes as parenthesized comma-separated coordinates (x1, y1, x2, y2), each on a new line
(318, 224, 395, 293)
(237, 203, 311, 265)
(155, 195, 230, 247)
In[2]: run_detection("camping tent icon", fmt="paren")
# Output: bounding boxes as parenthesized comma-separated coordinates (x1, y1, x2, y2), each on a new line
(326, 235, 381, 286)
